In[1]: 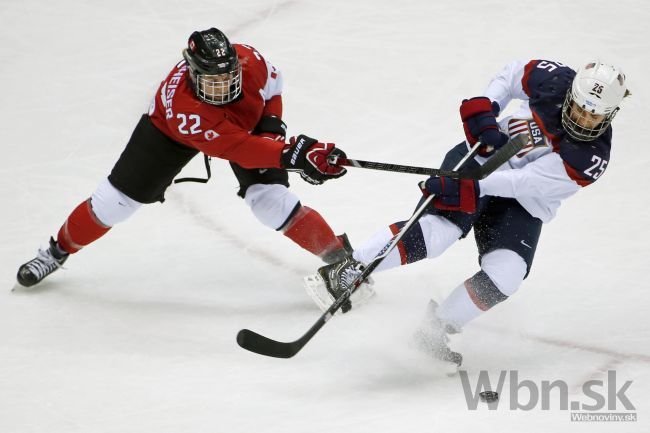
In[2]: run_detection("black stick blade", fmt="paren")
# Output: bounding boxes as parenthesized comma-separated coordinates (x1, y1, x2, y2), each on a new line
(236, 329, 300, 358)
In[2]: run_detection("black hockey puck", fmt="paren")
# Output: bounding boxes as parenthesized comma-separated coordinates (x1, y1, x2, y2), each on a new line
(479, 391, 499, 403)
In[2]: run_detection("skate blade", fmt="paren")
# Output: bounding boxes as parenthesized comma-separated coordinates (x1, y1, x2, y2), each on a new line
(11, 282, 27, 292)
(303, 273, 377, 315)
(350, 280, 376, 306)
(412, 330, 462, 376)
(303, 273, 341, 315)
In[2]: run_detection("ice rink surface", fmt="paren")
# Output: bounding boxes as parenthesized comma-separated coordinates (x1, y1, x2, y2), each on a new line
(1, 0, 649, 432)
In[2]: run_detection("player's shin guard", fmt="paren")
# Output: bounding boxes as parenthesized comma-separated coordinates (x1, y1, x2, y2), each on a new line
(352, 214, 461, 272)
(436, 249, 527, 330)
(436, 270, 508, 330)
(351, 222, 428, 272)
(387, 220, 428, 264)
(56, 199, 111, 254)
(281, 206, 345, 262)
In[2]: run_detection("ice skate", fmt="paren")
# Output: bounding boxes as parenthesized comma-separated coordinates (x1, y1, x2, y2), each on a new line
(414, 300, 463, 372)
(304, 256, 375, 314)
(15, 237, 69, 289)
(321, 233, 354, 264)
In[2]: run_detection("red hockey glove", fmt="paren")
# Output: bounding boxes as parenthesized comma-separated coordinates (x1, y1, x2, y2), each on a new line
(419, 176, 479, 214)
(459, 97, 508, 156)
(281, 135, 347, 185)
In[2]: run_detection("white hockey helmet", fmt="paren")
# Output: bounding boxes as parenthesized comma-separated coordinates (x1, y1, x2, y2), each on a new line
(561, 60, 627, 141)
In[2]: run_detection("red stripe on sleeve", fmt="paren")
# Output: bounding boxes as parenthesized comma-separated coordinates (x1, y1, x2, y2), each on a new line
(521, 60, 539, 96)
(562, 161, 593, 187)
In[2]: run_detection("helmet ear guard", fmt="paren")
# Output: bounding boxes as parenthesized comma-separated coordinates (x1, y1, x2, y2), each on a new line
(561, 60, 627, 141)
(182, 28, 242, 105)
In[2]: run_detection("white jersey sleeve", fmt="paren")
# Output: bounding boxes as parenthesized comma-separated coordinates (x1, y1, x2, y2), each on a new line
(261, 60, 283, 101)
(478, 151, 581, 222)
(482, 60, 529, 112)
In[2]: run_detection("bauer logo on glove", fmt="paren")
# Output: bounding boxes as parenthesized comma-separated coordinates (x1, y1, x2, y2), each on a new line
(281, 135, 347, 185)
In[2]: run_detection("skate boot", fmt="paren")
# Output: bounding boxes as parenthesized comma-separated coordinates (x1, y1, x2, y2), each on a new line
(304, 256, 375, 314)
(16, 237, 69, 287)
(414, 300, 463, 369)
(321, 233, 354, 264)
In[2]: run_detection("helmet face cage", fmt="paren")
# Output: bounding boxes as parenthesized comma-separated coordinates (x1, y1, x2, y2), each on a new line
(561, 61, 626, 142)
(193, 65, 242, 105)
(182, 28, 242, 105)
(561, 90, 618, 141)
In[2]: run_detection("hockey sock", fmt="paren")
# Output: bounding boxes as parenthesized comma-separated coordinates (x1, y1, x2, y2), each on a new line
(56, 199, 111, 254)
(388, 220, 427, 264)
(351, 221, 427, 272)
(436, 270, 508, 330)
(282, 206, 343, 258)
(352, 215, 461, 272)
(352, 226, 401, 271)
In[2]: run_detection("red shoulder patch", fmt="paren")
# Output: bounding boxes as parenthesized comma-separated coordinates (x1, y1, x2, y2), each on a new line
(562, 161, 593, 187)
(521, 60, 539, 96)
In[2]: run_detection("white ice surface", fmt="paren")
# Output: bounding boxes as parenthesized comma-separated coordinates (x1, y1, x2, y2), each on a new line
(1, 1, 649, 432)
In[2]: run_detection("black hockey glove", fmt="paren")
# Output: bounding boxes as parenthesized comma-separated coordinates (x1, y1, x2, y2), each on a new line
(281, 135, 347, 185)
(253, 115, 287, 141)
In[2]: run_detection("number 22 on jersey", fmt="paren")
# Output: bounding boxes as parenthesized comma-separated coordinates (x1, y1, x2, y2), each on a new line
(177, 113, 202, 135)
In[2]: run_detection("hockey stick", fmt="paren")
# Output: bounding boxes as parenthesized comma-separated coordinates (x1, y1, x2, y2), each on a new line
(237, 134, 528, 358)
(330, 141, 522, 179)
(334, 157, 481, 179)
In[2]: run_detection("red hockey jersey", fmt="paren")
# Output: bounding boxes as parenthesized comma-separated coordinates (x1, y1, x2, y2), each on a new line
(149, 44, 284, 169)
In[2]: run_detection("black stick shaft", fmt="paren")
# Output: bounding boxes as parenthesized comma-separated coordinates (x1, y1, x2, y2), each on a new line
(339, 158, 467, 178)
(333, 139, 520, 180)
